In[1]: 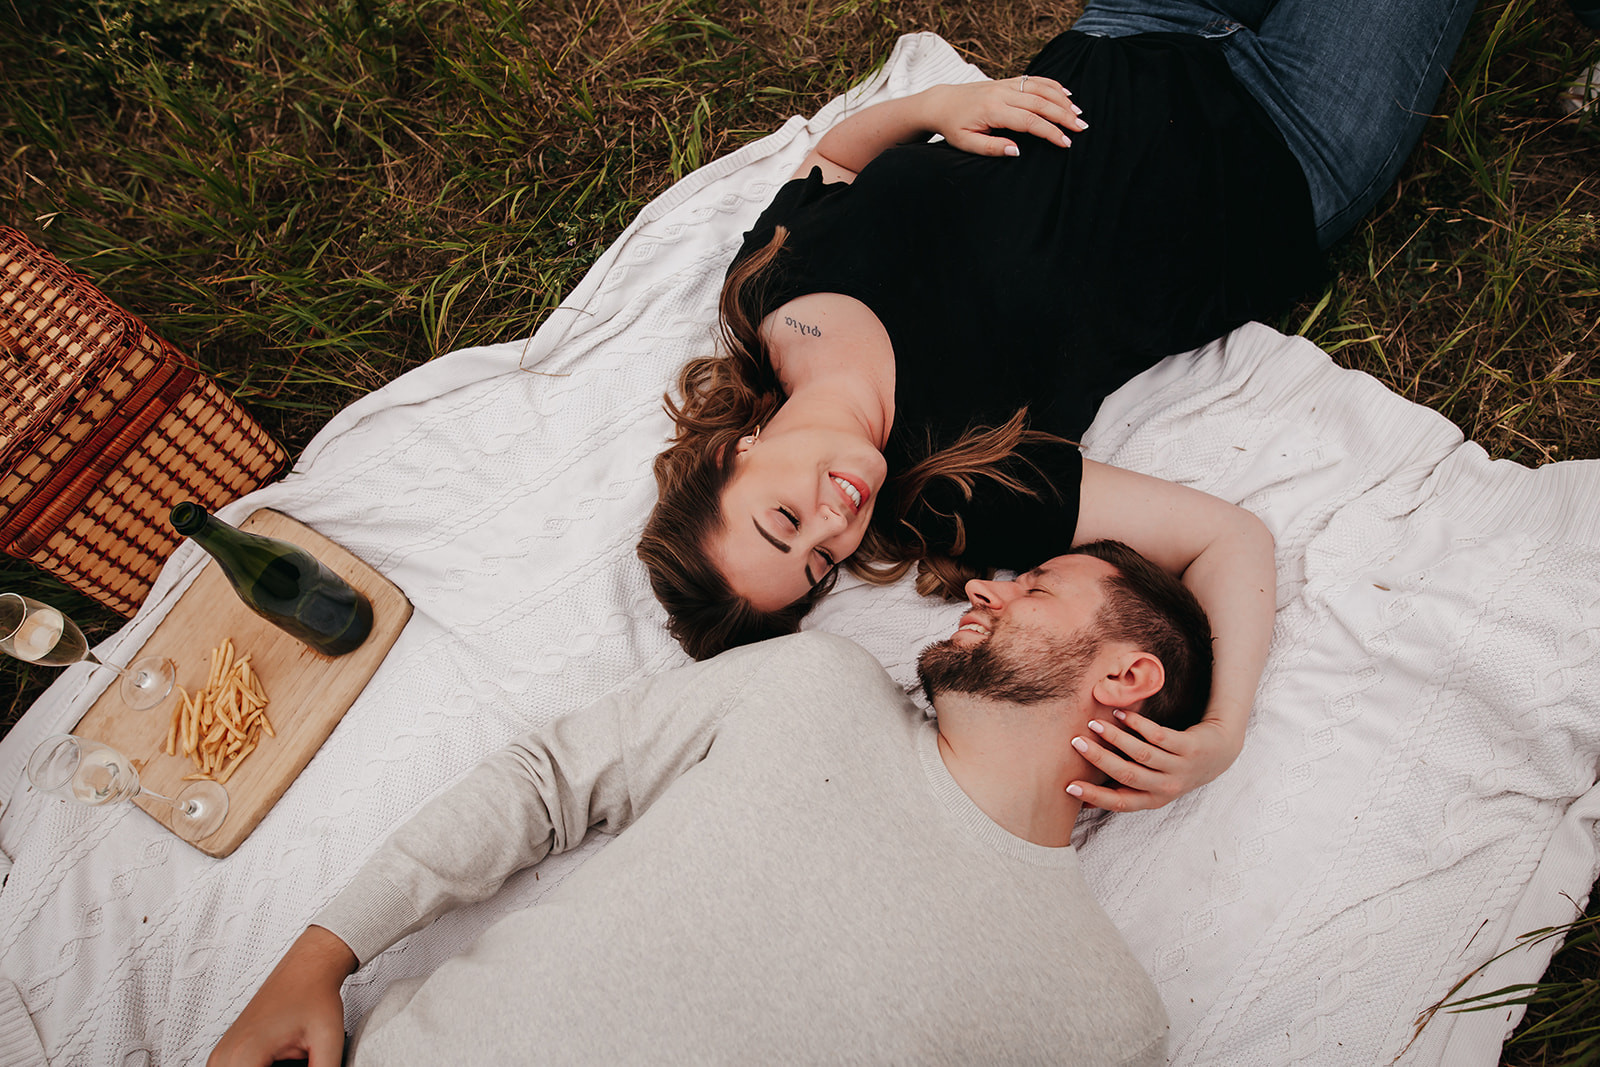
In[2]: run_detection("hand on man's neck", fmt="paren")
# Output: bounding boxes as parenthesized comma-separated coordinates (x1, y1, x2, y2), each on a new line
(932, 691, 1102, 848)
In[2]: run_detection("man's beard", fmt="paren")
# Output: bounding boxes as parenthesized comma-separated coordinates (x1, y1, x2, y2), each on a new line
(917, 622, 1100, 706)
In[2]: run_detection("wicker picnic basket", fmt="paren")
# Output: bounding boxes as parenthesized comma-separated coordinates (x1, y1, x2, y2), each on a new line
(0, 226, 288, 616)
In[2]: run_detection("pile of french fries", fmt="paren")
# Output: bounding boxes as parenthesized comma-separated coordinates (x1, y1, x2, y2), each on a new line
(164, 637, 273, 785)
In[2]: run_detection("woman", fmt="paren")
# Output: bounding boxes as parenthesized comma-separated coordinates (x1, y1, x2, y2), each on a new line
(638, 0, 1480, 811)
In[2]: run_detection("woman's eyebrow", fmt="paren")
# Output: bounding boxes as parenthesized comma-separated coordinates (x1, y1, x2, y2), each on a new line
(751, 518, 815, 584)
(752, 519, 790, 553)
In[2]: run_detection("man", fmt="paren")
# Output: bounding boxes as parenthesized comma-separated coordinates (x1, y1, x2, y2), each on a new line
(210, 539, 1211, 1066)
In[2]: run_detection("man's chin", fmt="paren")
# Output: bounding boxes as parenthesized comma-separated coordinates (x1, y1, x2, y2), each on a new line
(917, 627, 1097, 707)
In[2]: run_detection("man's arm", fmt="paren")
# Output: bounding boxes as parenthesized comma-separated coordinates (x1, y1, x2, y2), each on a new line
(792, 76, 1085, 183)
(1068, 458, 1276, 810)
(209, 640, 784, 1063)
(208, 926, 354, 1067)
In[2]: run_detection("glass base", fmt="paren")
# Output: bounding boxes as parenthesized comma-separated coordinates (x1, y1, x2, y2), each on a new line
(169, 779, 229, 840)
(119, 656, 176, 710)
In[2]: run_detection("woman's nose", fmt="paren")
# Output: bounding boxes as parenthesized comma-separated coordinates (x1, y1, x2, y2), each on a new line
(816, 504, 849, 535)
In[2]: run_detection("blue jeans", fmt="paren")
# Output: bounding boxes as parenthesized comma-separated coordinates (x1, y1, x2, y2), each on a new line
(1071, 0, 1479, 246)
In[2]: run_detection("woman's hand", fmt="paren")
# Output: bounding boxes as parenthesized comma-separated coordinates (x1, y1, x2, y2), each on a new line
(923, 76, 1087, 156)
(1067, 710, 1244, 812)
(797, 75, 1087, 181)
(208, 926, 356, 1067)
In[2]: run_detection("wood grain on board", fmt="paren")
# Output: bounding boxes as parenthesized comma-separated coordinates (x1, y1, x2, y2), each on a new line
(72, 508, 411, 857)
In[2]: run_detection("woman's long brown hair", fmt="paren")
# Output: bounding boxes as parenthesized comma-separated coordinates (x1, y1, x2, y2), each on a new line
(638, 226, 1070, 660)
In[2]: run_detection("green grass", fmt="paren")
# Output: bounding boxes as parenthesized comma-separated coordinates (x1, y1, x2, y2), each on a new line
(2, 0, 1598, 1060)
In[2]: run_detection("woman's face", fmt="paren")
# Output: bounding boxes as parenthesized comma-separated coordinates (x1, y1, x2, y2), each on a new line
(712, 423, 888, 612)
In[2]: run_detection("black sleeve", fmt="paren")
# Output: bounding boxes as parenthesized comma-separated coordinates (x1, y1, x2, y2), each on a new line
(903, 439, 1084, 574)
(728, 167, 840, 274)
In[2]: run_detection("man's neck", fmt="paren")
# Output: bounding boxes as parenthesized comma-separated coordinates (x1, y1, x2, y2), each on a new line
(931, 693, 1089, 848)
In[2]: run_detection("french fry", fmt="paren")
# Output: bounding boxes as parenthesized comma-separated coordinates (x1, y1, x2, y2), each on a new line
(165, 688, 185, 756)
(163, 638, 273, 784)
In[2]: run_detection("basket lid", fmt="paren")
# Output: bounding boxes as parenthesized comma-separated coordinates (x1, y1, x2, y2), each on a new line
(0, 227, 132, 471)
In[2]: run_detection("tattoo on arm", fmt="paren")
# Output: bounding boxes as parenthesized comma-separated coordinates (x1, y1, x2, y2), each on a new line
(783, 315, 822, 338)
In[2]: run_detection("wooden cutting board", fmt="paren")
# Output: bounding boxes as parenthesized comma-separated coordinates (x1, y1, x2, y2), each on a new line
(72, 509, 412, 857)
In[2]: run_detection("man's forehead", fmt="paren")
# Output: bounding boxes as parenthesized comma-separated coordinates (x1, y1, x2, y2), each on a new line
(1025, 553, 1116, 586)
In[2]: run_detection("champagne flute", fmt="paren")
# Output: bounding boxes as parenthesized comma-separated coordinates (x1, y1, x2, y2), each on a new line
(27, 733, 228, 841)
(0, 593, 176, 710)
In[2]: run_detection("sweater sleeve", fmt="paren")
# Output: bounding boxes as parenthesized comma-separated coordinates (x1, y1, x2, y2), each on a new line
(0, 980, 46, 1067)
(313, 640, 782, 965)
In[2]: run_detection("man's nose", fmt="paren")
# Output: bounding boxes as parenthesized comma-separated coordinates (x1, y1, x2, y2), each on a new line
(965, 579, 1010, 610)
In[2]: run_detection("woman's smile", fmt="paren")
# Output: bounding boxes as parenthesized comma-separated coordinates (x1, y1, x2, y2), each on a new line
(829, 471, 868, 511)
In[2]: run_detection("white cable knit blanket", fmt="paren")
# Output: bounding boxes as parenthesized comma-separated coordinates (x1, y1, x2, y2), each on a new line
(1, 32, 1597, 1066)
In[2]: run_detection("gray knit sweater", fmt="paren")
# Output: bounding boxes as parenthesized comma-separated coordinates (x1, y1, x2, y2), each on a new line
(315, 631, 1168, 1065)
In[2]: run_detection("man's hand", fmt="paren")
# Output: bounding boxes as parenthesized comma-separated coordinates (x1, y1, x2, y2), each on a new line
(1066, 711, 1242, 812)
(208, 926, 357, 1067)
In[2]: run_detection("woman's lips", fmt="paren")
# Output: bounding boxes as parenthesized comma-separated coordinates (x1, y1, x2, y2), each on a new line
(829, 471, 870, 512)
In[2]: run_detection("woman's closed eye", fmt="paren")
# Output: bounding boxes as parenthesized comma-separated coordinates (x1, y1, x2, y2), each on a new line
(778, 506, 836, 573)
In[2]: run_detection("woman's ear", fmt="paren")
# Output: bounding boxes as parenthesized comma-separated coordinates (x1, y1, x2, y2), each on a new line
(1091, 650, 1164, 710)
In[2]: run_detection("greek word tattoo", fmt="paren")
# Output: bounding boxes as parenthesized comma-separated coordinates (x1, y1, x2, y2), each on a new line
(784, 316, 822, 338)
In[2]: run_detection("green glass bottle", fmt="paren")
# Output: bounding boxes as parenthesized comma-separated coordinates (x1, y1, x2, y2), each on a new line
(168, 502, 373, 657)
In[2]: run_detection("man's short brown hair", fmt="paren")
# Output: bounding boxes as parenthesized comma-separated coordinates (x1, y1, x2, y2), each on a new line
(1069, 540, 1214, 731)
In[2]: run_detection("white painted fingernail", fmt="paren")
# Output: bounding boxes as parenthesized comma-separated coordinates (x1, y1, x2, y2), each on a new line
(1072, 104, 1083, 115)
(1087, 720, 1105, 734)
(1071, 737, 1089, 753)
(1066, 784, 1084, 798)
(1112, 709, 1127, 721)
(1004, 145, 1020, 157)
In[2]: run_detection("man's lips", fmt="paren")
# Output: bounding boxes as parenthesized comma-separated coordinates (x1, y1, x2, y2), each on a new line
(952, 612, 993, 641)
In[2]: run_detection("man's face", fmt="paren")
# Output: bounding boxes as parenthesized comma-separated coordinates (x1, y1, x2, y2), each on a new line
(916, 555, 1115, 705)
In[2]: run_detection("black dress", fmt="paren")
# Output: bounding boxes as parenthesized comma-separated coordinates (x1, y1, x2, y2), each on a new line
(732, 30, 1322, 572)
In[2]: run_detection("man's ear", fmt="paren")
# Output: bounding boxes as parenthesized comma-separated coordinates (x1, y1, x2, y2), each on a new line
(1091, 650, 1164, 710)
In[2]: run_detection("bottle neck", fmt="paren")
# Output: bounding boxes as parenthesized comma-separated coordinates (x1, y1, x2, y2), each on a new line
(172, 506, 282, 575)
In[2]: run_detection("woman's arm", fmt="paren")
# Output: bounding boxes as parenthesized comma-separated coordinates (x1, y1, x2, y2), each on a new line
(1067, 458, 1277, 811)
(793, 76, 1085, 183)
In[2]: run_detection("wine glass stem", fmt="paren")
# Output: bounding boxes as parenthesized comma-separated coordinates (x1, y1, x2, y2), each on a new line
(82, 652, 138, 682)
(136, 787, 192, 814)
